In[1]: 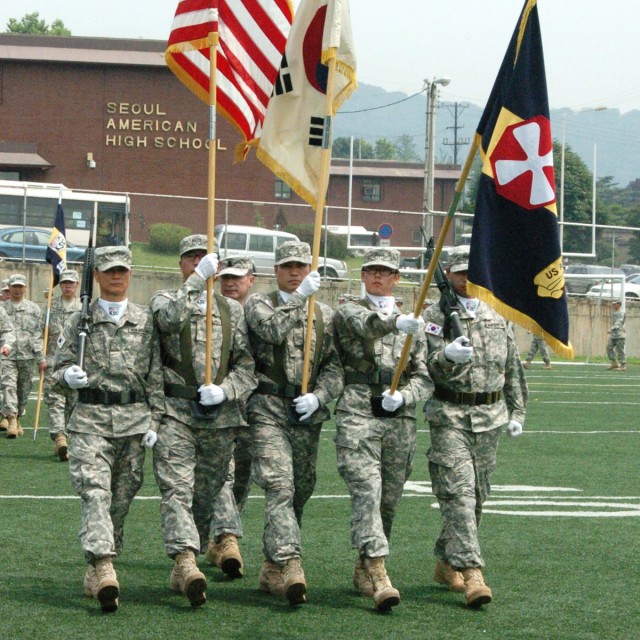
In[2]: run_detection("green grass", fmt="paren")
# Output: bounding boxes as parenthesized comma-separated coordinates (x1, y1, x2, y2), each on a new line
(131, 242, 181, 271)
(2, 363, 639, 639)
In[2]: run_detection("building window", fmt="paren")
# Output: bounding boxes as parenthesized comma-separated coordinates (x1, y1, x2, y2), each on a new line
(362, 179, 382, 202)
(0, 171, 20, 181)
(275, 179, 292, 200)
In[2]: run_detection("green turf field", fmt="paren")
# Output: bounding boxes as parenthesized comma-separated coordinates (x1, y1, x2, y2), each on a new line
(1, 362, 638, 639)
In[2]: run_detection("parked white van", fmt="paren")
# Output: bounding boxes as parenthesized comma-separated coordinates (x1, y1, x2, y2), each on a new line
(214, 224, 348, 279)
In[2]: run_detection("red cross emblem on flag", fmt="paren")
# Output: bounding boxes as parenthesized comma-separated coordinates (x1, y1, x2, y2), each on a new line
(489, 115, 556, 210)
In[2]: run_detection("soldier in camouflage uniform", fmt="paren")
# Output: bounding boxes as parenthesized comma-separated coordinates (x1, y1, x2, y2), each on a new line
(1, 273, 47, 438)
(332, 247, 432, 612)
(204, 256, 256, 577)
(42, 270, 82, 460)
(150, 235, 256, 608)
(54, 246, 163, 613)
(245, 241, 343, 606)
(523, 333, 552, 369)
(423, 246, 527, 607)
(0, 279, 10, 302)
(0, 279, 13, 430)
(606, 300, 626, 370)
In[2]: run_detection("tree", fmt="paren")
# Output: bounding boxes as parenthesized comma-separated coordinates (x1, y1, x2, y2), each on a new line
(395, 134, 420, 162)
(5, 12, 71, 36)
(374, 138, 396, 160)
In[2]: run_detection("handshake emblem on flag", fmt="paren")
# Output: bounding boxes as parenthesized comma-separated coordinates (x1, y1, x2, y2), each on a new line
(533, 257, 565, 299)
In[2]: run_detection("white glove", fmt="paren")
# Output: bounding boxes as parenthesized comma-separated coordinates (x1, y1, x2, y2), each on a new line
(395, 314, 425, 335)
(295, 271, 321, 298)
(293, 393, 320, 421)
(198, 383, 226, 406)
(141, 429, 158, 449)
(194, 253, 219, 280)
(64, 365, 88, 389)
(507, 420, 523, 437)
(444, 336, 473, 364)
(381, 389, 404, 412)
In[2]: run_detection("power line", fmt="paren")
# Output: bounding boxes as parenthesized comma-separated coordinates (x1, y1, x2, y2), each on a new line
(339, 90, 423, 114)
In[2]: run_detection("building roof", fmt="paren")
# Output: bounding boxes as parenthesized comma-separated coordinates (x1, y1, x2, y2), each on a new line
(0, 33, 166, 67)
(330, 164, 460, 180)
(0, 142, 52, 169)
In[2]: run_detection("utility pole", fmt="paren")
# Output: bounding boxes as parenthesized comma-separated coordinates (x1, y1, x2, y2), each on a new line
(442, 102, 470, 165)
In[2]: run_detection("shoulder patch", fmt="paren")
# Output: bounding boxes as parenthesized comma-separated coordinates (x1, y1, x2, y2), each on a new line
(425, 322, 443, 336)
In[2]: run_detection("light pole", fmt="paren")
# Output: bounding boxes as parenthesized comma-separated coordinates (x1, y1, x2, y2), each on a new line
(422, 76, 451, 251)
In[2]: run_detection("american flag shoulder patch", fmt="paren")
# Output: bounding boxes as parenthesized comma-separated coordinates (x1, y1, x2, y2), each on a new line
(425, 322, 443, 336)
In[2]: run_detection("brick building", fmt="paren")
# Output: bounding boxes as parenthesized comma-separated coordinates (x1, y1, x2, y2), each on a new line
(0, 33, 460, 250)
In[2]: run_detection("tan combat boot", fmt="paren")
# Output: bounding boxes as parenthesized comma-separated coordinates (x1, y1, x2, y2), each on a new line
(522, 360, 531, 369)
(352, 557, 374, 597)
(461, 567, 492, 607)
(607, 362, 619, 370)
(364, 556, 400, 612)
(94, 557, 120, 613)
(174, 551, 207, 608)
(54, 434, 69, 462)
(16, 419, 24, 436)
(282, 558, 307, 605)
(258, 560, 285, 596)
(6, 415, 18, 439)
(0, 417, 8, 431)
(433, 559, 465, 593)
(84, 564, 98, 598)
(205, 533, 243, 578)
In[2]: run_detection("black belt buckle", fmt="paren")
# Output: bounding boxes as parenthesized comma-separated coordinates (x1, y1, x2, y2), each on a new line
(370, 395, 401, 418)
(286, 402, 313, 425)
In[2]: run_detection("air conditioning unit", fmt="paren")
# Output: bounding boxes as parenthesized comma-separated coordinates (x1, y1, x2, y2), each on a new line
(362, 186, 376, 196)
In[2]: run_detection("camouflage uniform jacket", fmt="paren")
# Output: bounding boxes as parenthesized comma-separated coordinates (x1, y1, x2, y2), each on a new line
(611, 309, 626, 339)
(53, 299, 164, 437)
(3, 299, 45, 362)
(333, 297, 433, 419)
(42, 297, 82, 358)
(0, 305, 16, 353)
(244, 290, 343, 423)
(423, 299, 527, 432)
(151, 272, 257, 429)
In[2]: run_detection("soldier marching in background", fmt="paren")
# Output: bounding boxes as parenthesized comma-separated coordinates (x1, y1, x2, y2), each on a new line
(423, 246, 527, 607)
(2, 273, 46, 438)
(150, 235, 256, 608)
(523, 333, 552, 370)
(54, 246, 163, 613)
(41, 269, 82, 460)
(332, 247, 432, 613)
(606, 300, 626, 370)
(244, 241, 343, 606)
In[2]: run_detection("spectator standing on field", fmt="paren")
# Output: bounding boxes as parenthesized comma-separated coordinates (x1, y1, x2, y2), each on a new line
(523, 333, 552, 370)
(607, 300, 626, 370)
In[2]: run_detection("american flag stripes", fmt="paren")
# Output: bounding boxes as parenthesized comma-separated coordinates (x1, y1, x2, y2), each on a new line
(166, 0, 293, 157)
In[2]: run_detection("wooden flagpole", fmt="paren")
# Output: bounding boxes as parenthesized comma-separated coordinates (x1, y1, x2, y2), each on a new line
(204, 31, 219, 385)
(33, 270, 55, 440)
(389, 136, 480, 393)
(301, 55, 338, 394)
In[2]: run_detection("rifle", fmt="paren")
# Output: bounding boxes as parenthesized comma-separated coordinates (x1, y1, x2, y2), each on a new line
(422, 231, 464, 339)
(77, 220, 95, 368)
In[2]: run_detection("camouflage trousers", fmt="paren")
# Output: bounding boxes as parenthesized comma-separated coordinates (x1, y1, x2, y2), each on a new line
(250, 417, 322, 564)
(152, 414, 238, 557)
(335, 413, 416, 558)
(209, 426, 253, 539)
(427, 426, 501, 569)
(526, 336, 551, 364)
(607, 337, 626, 365)
(68, 431, 145, 563)
(2, 358, 34, 417)
(44, 361, 70, 437)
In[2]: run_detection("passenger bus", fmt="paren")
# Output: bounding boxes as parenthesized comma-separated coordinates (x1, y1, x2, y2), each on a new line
(0, 180, 129, 250)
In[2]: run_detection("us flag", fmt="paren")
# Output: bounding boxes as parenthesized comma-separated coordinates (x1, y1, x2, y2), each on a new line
(166, 0, 293, 158)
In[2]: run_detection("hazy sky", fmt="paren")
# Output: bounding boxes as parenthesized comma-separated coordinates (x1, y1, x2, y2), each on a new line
(1, 0, 638, 113)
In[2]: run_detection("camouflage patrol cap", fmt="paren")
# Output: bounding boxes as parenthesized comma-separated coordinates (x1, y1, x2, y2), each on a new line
(1, 278, 9, 291)
(179, 234, 208, 257)
(218, 256, 253, 277)
(59, 269, 79, 283)
(275, 241, 312, 266)
(8, 273, 26, 287)
(361, 247, 400, 271)
(94, 246, 132, 272)
(446, 245, 471, 273)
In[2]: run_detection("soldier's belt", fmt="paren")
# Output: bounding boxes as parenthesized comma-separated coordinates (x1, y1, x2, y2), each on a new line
(434, 386, 503, 406)
(164, 383, 198, 401)
(77, 389, 145, 405)
(256, 380, 302, 399)
(345, 370, 408, 386)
